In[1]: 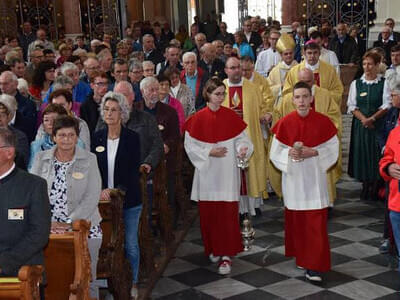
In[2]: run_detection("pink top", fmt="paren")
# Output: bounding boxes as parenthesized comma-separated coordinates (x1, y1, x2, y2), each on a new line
(167, 96, 185, 134)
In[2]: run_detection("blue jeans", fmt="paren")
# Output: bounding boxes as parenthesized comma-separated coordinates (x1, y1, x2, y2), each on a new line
(123, 204, 142, 283)
(389, 210, 400, 268)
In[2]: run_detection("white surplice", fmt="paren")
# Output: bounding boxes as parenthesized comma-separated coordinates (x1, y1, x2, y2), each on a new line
(269, 135, 339, 210)
(184, 131, 253, 202)
(255, 48, 282, 78)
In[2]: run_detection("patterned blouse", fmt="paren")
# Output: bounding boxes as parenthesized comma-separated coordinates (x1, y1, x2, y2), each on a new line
(49, 159, 102, 239)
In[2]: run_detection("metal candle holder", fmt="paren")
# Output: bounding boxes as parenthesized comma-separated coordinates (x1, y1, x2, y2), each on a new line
(241, 218, 255, 251)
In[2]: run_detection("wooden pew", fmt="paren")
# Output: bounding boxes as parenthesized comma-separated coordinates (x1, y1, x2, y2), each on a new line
(97, 190, 132, 300)
(44, 219, 92, 300)
(152, 157, 174, 245)
(0, 265, 43, 300)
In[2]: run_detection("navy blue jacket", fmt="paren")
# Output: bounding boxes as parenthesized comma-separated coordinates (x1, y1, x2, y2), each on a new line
(377, 107, 399, 151)
(92, 126, 142, 209)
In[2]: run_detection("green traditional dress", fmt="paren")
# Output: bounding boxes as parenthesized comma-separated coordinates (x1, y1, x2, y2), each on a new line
(348, 75, 385, 181)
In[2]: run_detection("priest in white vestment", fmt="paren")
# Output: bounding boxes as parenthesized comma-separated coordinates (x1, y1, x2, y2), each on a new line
(184, 77, 253, 275)
(270, 81, 339, 283)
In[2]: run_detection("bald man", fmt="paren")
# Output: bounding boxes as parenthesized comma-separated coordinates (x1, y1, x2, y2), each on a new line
(271, 68, 342, 204)
(198, 43, 226, 79)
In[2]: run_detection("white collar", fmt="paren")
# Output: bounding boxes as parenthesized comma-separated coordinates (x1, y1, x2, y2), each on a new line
(305, 61, 320, 71)
(360, 74, 383, 85)
(227, 78, 244, 87)
(9, 113, 15, 125)
(249, 73, 255, 82)
(0, 163, 15, 180)
(281, 61, 295, 69)
(170, 82, 181, 96)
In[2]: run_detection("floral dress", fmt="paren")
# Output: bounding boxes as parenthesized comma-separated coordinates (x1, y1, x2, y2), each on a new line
(49, 158, 102, 238)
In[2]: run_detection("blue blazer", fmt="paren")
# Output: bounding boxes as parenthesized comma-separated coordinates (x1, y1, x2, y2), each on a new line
(92, 126, 142, 209)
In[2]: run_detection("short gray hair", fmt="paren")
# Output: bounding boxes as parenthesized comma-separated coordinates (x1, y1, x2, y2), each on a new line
(0, 94, 17, 117)
(140, 76, 159, 91)
(142, 60, 154, 68)
(129, 59, 143, 72)
(52, 75, 74, 91)
(100, 91, 130, 125)
(60, 62, 79, 75)
(182, 51, 197, 62)
(0, 127, 16, 148)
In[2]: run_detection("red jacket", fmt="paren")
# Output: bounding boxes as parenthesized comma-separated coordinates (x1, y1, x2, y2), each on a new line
(380, 126, 400, 212)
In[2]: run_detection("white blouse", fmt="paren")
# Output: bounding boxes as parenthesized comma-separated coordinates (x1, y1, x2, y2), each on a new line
(107, 138, 120, 188)
(347, 74, 387, 114)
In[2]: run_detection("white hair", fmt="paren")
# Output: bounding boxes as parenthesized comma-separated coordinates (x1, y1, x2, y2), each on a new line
(72, 48, 87, 56)
(1, 71, 18, 83)
(386, 66, 400, 92)
(140, 76, 159, 91)
(142, 60, 155, 68)
(60, 62, 78, 75)
(182, 51, 197, 62)
(0, 94, 17, 117)
(100, 91, 131, 124)
(91, 39, 101, 46)
(17, 78, 29, 95)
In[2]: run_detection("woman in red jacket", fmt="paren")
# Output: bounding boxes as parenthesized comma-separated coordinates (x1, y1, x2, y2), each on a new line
(379, 122, 400, 263)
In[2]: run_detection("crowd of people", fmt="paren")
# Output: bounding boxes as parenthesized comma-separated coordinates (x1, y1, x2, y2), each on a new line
(1, 14, 400, 299)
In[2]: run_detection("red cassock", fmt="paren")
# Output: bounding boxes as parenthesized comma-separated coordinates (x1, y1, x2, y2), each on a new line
(184, 106, 248, 256)
(272, 110, 337, 272)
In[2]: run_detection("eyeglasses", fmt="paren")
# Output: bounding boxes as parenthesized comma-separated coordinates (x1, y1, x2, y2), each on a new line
(103, 107, 120, 114)
(56, 133, 77, 140)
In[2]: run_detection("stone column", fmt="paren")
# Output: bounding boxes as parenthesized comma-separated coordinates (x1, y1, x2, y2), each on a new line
(281, 0, 299, 25)
(62, 0, 82, 38)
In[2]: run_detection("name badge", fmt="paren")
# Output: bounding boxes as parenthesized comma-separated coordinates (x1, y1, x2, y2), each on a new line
(96, 146, 105, 153)
(8, 209, 24, 220)
(360, 92, 368, 97)
(72, 172, 84, 180)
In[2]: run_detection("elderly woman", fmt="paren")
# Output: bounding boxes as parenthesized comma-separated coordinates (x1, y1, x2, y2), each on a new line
(142, 60, 155, 77)
(0, 94, 29, 169)
(164, 67, 195, 118)
(28, 104, 84, 170)
(184, 77, 253, 275)
(157, 73, 185, 132)
(92, 91, 142, 299)
(233, 30, 255, 61)
(43, 62, 92, 104)
(30, 115, 102, 298)
(36, 89, 90, 149)
(348, 51, 388, 201)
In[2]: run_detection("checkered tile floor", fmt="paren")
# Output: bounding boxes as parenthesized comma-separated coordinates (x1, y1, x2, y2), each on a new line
(152, 178, 400, 299)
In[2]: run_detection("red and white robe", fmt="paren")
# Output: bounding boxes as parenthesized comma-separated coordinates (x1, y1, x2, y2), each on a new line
(184, 106, 253, 256)
(270, 110, 339, 271)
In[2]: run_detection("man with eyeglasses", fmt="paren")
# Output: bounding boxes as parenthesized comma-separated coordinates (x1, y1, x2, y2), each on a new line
(180, 52, 209, 110)
(25, 48, 43, 84)
(243, 19, 262, 58)
(0, 127, 50, 290)
(81, 57, 101, 85)
(80, 72, 109, 136)
(215, 22, 234, 45)
(378, 18, 400, 43)
(373, 26, 398, 66)
(223, 56, 268, 220)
